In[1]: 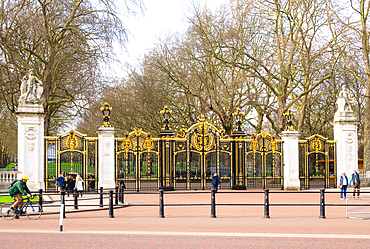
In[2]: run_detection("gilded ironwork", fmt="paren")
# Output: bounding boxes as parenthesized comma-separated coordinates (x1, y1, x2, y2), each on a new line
(44, 130, 98, 192)
(115, 129, 159, 191)
(244, 131, 283, 189)
(66, 131, 78, 151)
(299, 134, 336, 190)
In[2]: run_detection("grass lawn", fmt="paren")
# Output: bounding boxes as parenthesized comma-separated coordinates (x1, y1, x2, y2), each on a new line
(0, 195, 39, 204)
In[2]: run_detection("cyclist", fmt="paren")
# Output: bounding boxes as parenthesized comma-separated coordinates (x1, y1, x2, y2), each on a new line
(9, 175, 32, 218)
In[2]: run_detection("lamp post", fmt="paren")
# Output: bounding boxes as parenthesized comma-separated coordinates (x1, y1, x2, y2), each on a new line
(283, 108, 295, 131)
(160, 105, 172, 133)
(100, 102, 112, 127)
(232, 107, 246, 135)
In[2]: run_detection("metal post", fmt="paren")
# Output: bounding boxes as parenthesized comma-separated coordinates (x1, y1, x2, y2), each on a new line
(99, 187, 103, 208)
(264, 188, 270, 218)
(115, 186, 119, 205)
(74, 188, 78, 210)
(120, 186, 124, 203)
(61, 190, 66, 218)
(38, 189, 43, 212)
(109, 190, 114, 218)
(210, 188, 216, 218)
(159, 189, 165, 218)
(319, 188, 326, 219)
(59, 201, 64, 232)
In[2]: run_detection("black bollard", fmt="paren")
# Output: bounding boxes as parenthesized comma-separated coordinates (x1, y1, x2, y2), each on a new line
(159, 189, 165, 218)
(39, 189, 43, 212)
(120, 186, 125, 203)
(264, 188, 270, 218)
(319, 188, 326, 219)
(61, 190, 66, 218)
(99, 187, 103, 208)
(210, 188, 216, 218)
(74, 188, 78, 210)
(109, 190, 114, 218)
(115, 186, 119, 205)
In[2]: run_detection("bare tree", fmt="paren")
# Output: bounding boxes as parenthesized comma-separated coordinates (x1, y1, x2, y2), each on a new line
(325, 0, 369, 169)
(0, 0, 143, 135)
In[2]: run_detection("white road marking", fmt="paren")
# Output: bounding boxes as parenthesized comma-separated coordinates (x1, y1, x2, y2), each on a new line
(1, 229, 370, 239)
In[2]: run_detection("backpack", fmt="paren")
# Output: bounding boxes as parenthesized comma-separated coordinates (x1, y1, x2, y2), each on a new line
(9, 180, 20, 189)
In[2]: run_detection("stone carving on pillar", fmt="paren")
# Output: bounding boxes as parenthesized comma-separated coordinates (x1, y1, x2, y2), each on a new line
(338, 85, 355, 112)
(24, 126, 38, 140)
(19, 69, 44, 107)
(334, 85, 356, 122)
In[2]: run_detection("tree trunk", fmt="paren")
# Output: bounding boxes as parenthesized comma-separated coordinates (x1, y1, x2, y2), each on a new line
(363, 87, 370, 171)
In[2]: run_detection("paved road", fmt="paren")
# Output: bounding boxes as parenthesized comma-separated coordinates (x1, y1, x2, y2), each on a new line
(1, 190, 370, 248)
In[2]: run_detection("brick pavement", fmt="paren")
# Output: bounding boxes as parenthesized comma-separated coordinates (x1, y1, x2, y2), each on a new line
(1, 189, 370, 248)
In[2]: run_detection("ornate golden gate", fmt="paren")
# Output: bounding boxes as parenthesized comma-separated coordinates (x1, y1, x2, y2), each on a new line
(170, 117, 232, 190)
(244, 132, 284, 189)
(115, 129, 159, 191)
(299, 134, 336, 189)
(44, 131, 98, 191)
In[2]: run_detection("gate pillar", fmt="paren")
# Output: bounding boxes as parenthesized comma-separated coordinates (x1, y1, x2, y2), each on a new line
(231, 131, 246, 189)
(281, 131, 300, 190)
(334, 88, 358, 185)
(97, 127, 116, 188)
(16, 105, 45, 190)
(159, 131, 174, 190)
(159, 105, 174, 190)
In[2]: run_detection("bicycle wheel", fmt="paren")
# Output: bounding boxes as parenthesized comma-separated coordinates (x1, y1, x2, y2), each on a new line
(25, 203, 42, 220)
(1, 203, 16, 220)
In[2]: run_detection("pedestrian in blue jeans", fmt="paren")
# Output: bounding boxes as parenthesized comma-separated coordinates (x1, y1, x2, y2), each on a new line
(339, 172, 348, 200)
(212, 172, 220, 192)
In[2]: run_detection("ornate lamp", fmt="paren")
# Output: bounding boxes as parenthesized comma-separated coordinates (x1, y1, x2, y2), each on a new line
(160, 105, 172, 131)
(100, 102, 112, 127)
(283, 108, 295, 131)
(232, 107, 245, 132)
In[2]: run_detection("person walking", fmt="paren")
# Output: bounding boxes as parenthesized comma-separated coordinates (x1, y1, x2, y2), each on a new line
(75, 174, 84, 197)
(118, 170, 125, 190)
(212, 172, 220, 192)
(349, 169, 361, 199)
(54, 174, 65, 192)
(66, 175, 75, 197)
(339, 172, 348, 200)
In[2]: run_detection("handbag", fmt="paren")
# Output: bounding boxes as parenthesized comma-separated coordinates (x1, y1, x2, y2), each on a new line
(339, 184, 343, 189)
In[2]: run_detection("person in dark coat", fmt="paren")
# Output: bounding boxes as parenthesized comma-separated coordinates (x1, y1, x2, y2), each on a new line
(66, 175, 75, 197)
(349, 169, 361, 198)
(118, 170, 125, 190)
(212, 172, 220, 192)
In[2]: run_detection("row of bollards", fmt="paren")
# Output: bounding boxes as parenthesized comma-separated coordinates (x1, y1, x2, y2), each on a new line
(58, 187, 327, 231)
(158, 188, 326, 219)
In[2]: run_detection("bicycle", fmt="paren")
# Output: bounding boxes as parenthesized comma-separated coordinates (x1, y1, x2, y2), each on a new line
(1, 195, 42, 220)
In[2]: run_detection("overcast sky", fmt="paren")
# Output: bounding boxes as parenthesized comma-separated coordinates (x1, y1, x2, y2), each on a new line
(119, 0, 229, 67)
